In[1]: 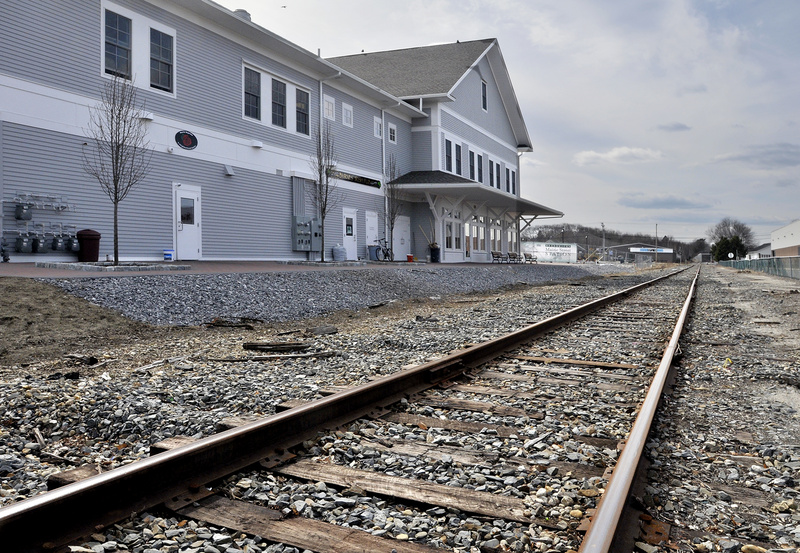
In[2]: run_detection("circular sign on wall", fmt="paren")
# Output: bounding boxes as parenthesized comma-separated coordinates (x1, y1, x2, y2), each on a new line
(175, 131, 198, 150)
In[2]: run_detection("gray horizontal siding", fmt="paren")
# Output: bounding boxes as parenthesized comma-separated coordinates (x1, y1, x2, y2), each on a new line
(450, 58, 517, 146)
(384, 113, 413, 177)
(1, 0, 321, 160)
(441, 111, 516, 164)
(411, 131, 432, 172)
(323, 87, 382, 174)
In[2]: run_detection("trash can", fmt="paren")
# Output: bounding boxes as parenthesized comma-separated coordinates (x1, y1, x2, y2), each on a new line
(76, 229, 101, 262)
(407, 254, 414, 262)
(367, 245, 379, 261)
(429, 246, 440, 263)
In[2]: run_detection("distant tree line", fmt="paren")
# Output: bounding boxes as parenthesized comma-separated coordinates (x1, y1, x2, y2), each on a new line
(523, 217, 756, 262)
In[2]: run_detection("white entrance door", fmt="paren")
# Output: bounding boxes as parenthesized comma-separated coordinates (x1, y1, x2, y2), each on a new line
(342, 208, 357, 260)
(393, 215, 411, 260)
(174, 184, 201, 260)
(365, 211, 378, 249)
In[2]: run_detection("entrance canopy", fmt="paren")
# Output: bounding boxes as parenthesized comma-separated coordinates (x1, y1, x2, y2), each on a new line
(390, 171, 563, 217)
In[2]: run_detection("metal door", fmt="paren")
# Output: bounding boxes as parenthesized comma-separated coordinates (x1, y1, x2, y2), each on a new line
(175, 184, 201, 260)
(342, 208, 357, 260)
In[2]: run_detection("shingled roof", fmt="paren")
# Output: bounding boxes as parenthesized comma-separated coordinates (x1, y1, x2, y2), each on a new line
(327, 39, 495, 98)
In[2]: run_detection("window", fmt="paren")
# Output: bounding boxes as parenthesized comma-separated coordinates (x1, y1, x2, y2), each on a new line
(505, 168, 510, 192)
(469, 151, 475, 180)
(150, 28, 173, 92)
(244, 68, 261, 120)
(495, 162, 501, 188)
(481, 80, 488, 111)
(296, 89, 309, 135)
(488, 159, 494, 186)
(342, 103, 353, 127)
(388, 123, 397, 144)
(374, 116, 382, 138)
(511, 171, 516, 194)
(272, 79, 286, 127)
(324, 95, 335, 121)
(445, 139, 452, 172)
(477, 155, 483, 183)
(105, 10, 131, 78)
(455, 144, 462, 175)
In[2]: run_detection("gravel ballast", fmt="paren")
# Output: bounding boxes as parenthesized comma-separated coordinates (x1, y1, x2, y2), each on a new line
(43, 263, 635, 326)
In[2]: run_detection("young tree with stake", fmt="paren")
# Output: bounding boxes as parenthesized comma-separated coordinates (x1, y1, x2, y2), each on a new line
(307, 121, 343, 262)
(82, 75, 152, 265)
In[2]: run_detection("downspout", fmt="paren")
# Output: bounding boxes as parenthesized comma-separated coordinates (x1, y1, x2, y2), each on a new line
(382, 108, 387, 244)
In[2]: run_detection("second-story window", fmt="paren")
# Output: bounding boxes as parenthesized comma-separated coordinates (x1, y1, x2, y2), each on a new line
(272, 79, 286, 128)
(374, 116, 382, 138)
(342, 103, 353, 127)
(150, 28, 173, 92)
(388, 123, 397, 144)
(488, 158, 494, 186)
(244, 68, 261, 120)
(296, 89, 309, 135)
(469, 151, 475, 180)
(324, 95, 335, 121)
(455, 144, 462, 175)
(445, 139, 452, 172)
(495, 162, 501, 188)
(105, 10, 131, 78)
(477, 154, 483, 183)
(505, 167, 510, 192)
(511, 170, 516, 194)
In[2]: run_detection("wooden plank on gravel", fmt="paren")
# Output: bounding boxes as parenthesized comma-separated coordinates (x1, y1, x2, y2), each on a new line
(47, 464, 105, 490)
(512, 355, 639, 370)
(415, 396, 536, 418)
(362, 439, 499, 466)
(178, 495, 438, 553)
(150, 435, 197, 455)
(500, 365, 642, 382)
(273, 459, 548, 525)
(382, 412, 521, 437)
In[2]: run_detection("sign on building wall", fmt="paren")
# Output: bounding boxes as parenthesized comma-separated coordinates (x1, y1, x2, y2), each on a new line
(523, 242, 578, 263)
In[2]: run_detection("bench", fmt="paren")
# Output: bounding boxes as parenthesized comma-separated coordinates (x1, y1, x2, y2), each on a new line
(491, 250, 508, 263)
(507, 251, 521, 263)
(524, 253, 538, 264)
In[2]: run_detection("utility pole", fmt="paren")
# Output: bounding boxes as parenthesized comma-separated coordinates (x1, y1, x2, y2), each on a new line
(601, 222, 606, 261)
(655, 224, 658, 264)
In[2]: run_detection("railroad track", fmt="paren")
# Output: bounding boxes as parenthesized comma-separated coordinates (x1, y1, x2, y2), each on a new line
(0, 266, 699, 552)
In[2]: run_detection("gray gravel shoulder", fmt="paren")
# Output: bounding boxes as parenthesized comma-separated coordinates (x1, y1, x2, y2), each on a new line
(41, 263, 635, 326)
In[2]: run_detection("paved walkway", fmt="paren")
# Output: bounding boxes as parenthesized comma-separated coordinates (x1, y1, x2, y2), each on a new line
(0, 260, 486, 278)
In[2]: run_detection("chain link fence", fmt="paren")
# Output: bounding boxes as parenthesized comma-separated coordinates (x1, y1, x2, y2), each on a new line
(719, 257, 800, 280)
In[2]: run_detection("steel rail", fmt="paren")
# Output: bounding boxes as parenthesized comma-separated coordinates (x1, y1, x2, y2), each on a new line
(0, 268, 688, 552)
(578, 266, 700, 552)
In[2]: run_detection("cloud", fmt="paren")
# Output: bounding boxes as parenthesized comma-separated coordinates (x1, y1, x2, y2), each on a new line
(776, 178, 797, 188)
(619, 194, 711, 210)
(676, 84, 708, 96)
(657, 122, 692, 132)
(713, 143, 800, 169)
(572, 147, 663, 166)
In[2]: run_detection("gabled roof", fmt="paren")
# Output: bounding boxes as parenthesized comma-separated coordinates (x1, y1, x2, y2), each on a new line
(327, 39, 495, 98)
(328, 39, 532, 151)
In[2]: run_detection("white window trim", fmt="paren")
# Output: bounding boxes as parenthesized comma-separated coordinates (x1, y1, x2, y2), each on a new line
(342, 103, 353, 128)
(388, 122, 397, 144)
(101, 0, 177, 98)
(241, 62, 310, 137)
(374, 116, 382, 139)
(324, 94, 336, 121)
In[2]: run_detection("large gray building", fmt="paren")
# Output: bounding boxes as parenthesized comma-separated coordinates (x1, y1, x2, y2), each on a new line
(1, 0, 561, 263)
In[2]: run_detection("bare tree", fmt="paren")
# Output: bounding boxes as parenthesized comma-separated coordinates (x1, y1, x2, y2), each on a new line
(383, 153, 403, 260)
(307, 121, 343, 262)
(707, 217, 756, 250)
(82, 75, 152, 265)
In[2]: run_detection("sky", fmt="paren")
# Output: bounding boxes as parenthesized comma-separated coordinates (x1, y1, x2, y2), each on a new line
(217, 0, 800, 245)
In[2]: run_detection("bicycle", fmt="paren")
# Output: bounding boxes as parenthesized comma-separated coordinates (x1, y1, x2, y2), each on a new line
(374, 238, 393, 261)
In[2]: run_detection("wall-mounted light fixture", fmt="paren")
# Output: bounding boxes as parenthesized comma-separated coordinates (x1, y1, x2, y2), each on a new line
(139, 111, 154, 121)
(224, 164, 235, 176)
(251, 140, 263, 148)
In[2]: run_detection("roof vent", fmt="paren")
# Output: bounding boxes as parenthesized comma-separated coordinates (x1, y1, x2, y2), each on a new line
(233, 9, 251, 21)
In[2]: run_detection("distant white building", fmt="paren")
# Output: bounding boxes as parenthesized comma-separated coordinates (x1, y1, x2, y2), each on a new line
(746, 243, 772, 260)
(772, 220, 800, 257)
